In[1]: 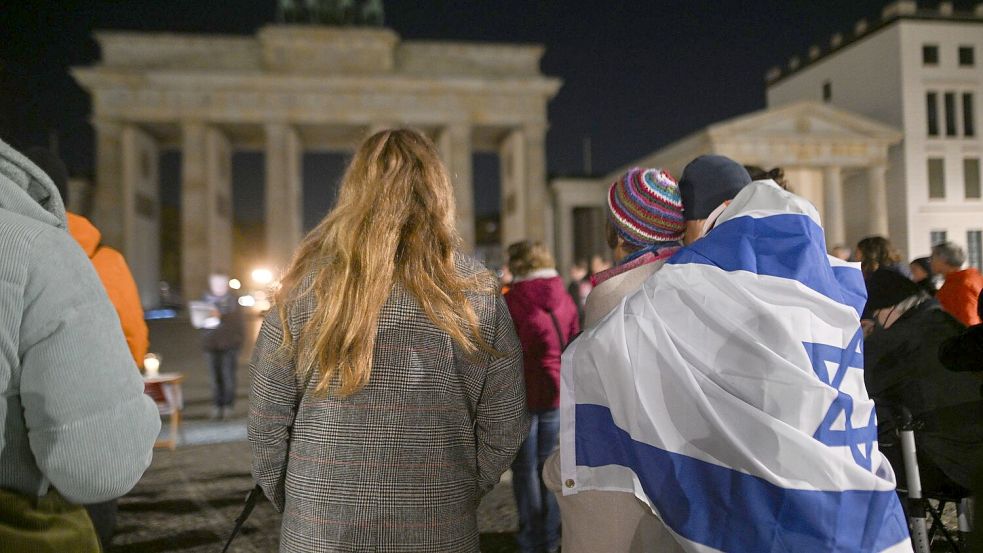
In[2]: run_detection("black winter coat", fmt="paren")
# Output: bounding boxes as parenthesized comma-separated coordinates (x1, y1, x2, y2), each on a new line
(865, 299, 983, 490)
(202, 293, 244, 352)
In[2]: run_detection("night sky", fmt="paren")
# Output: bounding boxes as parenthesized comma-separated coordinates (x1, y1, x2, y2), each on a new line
(1, 1, 975, 225)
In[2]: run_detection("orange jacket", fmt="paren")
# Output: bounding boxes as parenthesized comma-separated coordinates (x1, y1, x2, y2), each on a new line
(936, 268, 983, 327)
(67, 213, 149, 367)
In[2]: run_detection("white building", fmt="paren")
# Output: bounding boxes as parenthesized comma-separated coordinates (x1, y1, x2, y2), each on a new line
(554, 1, 983, 275)
(767, 0, 983, 266)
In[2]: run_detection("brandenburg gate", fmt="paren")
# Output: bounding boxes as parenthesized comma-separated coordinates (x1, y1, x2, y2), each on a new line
(73, 26, 561, 302)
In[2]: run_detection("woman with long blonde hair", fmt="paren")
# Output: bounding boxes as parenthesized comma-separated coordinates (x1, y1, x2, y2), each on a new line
(249, 129, 527, 552)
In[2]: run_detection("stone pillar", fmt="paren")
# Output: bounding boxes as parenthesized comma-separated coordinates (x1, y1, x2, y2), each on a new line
(181, 122, 209, 301)
(523, 124, 551, 247)
(554, 197, 574, 282)
(265, 123, 304, 270)
(867, 164, 889, 236)
(92, 120, 124, 249)
(499, 129, 526, 248)
(822, 166, 846, 248)
(121, 124, 160, 308)
(437, 124, 475, 251)
(205, 128, 234, 277)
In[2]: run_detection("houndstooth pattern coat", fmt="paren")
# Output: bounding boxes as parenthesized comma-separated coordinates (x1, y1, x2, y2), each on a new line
(249, 257, 528, 553)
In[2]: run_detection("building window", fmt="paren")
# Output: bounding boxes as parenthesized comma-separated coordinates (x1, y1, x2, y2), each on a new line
(959, 46, 975, 67)
(923, 44, 939, 65)
(964, 93, 976, 137)
(968, 230, 983, 270)
(944, 92, 957, 136)
(928, 158, 946, 199)
(927, 92, 939, 136)
(822, 81, 831, 103)
(931, 230, 948, 247)
(966, 158, 981, 199)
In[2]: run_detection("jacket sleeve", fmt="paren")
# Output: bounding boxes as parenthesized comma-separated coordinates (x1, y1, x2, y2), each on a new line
(475, 295, 529, 497)
(98, 248, 149, 367)
(19, 227, 160, 504)
(939, 324, 983, 373)
(248, 307, 298, 512)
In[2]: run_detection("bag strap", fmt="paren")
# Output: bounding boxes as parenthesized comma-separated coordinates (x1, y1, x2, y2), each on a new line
(221, 363, 316, 552)
(220, 486, 263, 553)
(547, 310, 568, 349)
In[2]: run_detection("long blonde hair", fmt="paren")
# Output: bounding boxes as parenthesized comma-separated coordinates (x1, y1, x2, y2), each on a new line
(276, 129, 498, 397)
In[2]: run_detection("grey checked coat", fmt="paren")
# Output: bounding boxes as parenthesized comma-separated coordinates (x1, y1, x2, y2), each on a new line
(249, 257, 528, 553)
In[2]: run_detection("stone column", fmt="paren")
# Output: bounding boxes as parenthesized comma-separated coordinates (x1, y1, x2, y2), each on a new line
(181, 122, 209, 301)
(121, 124, 160, 308)
(523, 124, 551, 247)
(499, 129, 526, 248)
(822, 166, 846, 248)
(867, 164, 889, 236)
(205, 128, 233, 277)
(92, 120, 125, 249)
(438, 124, 475, 251)
(554, 196, 574, 282)
(265, 123, 304, 270)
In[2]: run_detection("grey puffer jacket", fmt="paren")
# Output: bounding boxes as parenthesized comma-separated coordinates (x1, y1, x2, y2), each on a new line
(0, 139, 161, 503)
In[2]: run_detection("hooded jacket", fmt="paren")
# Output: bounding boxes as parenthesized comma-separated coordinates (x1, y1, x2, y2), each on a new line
(0, 139, 160, 503)
(505, 271, 580, 411)
(67, 212, 148, 367)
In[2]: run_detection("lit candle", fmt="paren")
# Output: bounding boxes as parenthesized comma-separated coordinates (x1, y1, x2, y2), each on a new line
(144, 353, 161, 377)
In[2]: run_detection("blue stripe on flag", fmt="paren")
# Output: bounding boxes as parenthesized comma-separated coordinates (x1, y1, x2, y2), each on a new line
(668, 214, 867, 316)
(575, 404, 909, 552)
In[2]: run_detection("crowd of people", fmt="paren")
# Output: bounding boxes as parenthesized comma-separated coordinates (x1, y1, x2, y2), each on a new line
(3, 128, 983, 552)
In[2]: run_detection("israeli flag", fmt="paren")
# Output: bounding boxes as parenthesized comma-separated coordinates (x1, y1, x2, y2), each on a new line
(559, 181, 911, 552)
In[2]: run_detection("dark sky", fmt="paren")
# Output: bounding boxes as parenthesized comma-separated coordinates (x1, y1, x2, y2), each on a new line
(1, 1, 973, 224)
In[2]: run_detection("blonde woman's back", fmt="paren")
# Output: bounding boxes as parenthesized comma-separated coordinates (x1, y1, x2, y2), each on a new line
(249, 255, 527, 553)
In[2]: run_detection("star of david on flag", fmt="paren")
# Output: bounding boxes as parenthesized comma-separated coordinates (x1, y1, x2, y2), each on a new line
(805, 329, 879, 471)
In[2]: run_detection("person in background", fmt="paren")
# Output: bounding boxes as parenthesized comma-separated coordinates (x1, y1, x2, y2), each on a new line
(24, 146, 151, 550)
(856, 236, 908, 278)
(566, 259, 591, 327)
(505, 240, 579, 553)
(909, 256, 938, 297)
(679, 155, 752, 246)
(202, 273, 244, 420)
(939, 292, 983, 373)
(830, 245, 852, 261)
(24, 147, 149, 369)
(744, 165, 790, 190)
(0, 140, 160, 551)
(249, 129, 527, 553)
(863, 269, 983, 494)
(543, 166, 690, 553)
(932, 241, 983, 327)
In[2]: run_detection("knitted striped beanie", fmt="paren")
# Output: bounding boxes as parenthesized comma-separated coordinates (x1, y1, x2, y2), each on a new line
(607, 167, 685, 246)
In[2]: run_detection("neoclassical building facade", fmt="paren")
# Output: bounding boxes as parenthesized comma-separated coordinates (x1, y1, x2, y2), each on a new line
(73, 26, 561, 303)
(550, 101, 903, 278)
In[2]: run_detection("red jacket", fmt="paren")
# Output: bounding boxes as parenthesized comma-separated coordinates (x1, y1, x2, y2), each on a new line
(937, 268, 983, 326)
(505, 274, 580, 411)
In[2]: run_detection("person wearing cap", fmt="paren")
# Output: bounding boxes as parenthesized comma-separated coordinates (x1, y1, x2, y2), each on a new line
(542, 167, 688, 553)
(677, 155, 753, 245)
(864, 269, 983, 493)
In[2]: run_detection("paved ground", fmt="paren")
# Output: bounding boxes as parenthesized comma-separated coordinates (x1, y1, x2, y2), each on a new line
(110, 316, 520, 552)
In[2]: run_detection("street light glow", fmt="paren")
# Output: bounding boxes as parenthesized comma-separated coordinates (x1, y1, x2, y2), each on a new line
(228, 278, 241, 290)
(238, 295, 257, 307)
(251, 268, 274, 286)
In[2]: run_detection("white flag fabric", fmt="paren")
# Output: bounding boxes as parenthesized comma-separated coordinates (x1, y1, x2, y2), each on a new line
(559, 181, 912, 552)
